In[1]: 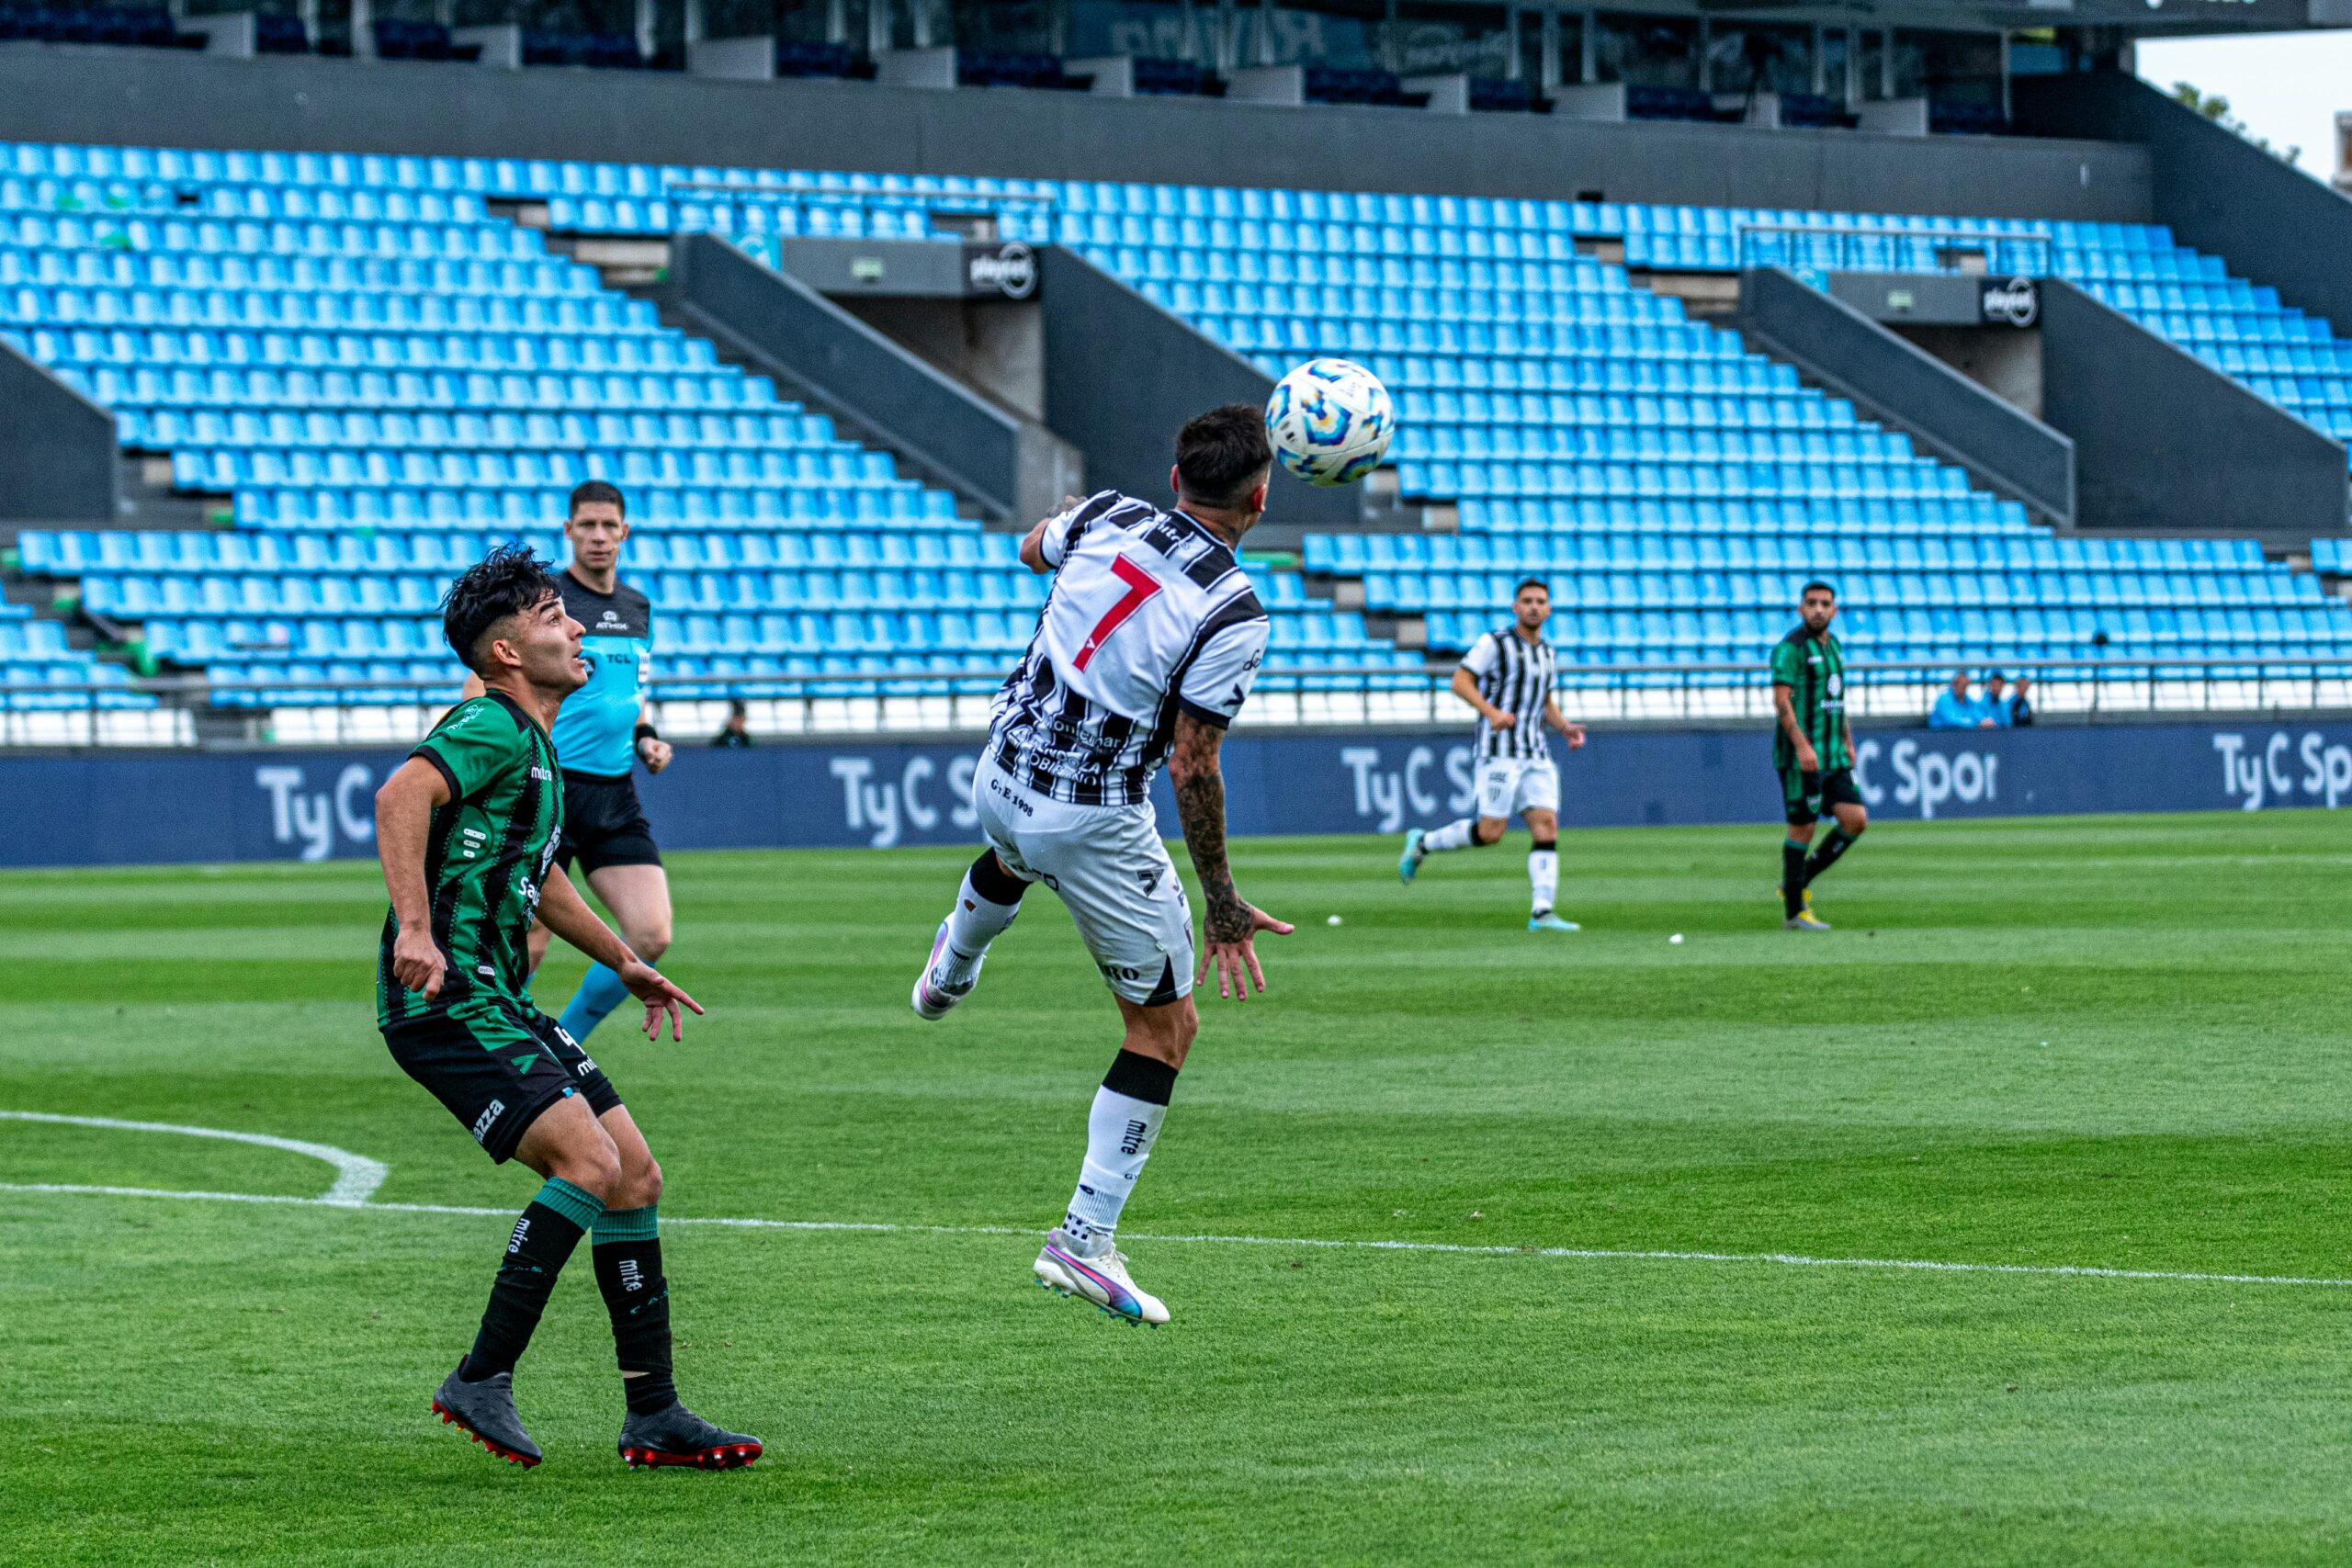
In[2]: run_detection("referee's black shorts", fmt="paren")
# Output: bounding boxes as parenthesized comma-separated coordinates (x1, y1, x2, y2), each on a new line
(556, 772, 662, 875)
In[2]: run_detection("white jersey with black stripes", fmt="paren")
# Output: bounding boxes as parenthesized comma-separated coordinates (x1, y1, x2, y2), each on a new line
(1461, 626, 1558, 761)
(989, 491, 1272, 808)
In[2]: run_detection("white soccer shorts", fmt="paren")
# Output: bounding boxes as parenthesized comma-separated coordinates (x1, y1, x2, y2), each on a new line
(973, 757, 1194, 1007)
(1475, 756, 1560, 819)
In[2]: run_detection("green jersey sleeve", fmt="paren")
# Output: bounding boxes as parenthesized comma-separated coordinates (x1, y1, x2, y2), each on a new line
(1769, 638, 1803, 685)
(413, 697, 525, 803)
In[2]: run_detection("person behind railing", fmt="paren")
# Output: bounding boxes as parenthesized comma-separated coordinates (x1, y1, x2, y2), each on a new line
(1983, 672, 2013, 728)
(1928, 670, 1995, 729)
(711, 699, 753, 750)
(2006, 674, 2034, 728)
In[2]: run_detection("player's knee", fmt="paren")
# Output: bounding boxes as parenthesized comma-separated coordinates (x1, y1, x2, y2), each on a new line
(553, 1143, 622, 1204)
(630, 919, 673, 963)
(1473, 818, 1507, 847)
(615, 1154, 662, 1211)
(1125, 999, 1196, 1069)
(1843, 808, 1869, 836)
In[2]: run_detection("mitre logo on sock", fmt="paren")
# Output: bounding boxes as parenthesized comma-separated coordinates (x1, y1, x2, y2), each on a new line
(1120, 1119, 1150, 1156)
(618, 1258, 644, 1292)
(507, 1215, 530, 1255)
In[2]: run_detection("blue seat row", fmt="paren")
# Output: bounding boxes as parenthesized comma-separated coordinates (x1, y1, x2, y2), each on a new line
(18, 526, 1019, 577)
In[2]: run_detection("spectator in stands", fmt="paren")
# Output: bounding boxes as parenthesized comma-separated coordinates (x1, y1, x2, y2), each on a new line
(1984, 672, 2012, 727)
(712, 700, 753, 749)
(2007, 675, 2034, 728)
(1928, 670, 1994, 729)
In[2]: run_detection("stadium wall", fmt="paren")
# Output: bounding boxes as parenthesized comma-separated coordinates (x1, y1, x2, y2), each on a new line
(8, 720, 2348, 867)
(2015, 72, 2352, 344)
(0, 336, 120, 523)
(0, 44, 2154, 222)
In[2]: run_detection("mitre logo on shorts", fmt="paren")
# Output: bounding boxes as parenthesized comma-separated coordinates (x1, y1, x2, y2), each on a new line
(473, 1098, 506, 1145)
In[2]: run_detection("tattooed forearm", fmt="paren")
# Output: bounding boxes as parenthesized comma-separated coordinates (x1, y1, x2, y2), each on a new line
(1170, 715, 1250, 944)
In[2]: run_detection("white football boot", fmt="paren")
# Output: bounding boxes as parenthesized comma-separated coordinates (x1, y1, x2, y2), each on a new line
(910, 919, 983, 1021)
(1034, 1227, 1170, 1326)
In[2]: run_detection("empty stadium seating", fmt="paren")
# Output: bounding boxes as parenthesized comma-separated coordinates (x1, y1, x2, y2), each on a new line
(3, 137, 2346, 728)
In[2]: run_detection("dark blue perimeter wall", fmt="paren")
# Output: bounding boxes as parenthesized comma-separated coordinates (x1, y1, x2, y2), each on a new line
(4, 719, 2348, 867)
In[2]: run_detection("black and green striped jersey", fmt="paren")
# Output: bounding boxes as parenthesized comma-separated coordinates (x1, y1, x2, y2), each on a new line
(377, 692, 564, 1029)
(1770, 626, 1851, 771)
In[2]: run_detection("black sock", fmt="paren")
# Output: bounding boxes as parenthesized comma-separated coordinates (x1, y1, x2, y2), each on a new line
(1804, 829, 1857, 888)
(592, 1207, 677, 1416)
(460, 1178, 603, 1382)
(1781, 840, 1809, 916)
(967, 850, 1030, 907)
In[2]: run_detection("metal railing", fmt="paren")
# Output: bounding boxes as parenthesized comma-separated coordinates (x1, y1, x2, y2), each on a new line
(4, 654, 2348, 750)
(1733, 220, 2053, 278)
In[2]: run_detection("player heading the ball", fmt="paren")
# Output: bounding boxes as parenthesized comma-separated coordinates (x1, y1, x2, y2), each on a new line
(910, 404, 1294, 1327)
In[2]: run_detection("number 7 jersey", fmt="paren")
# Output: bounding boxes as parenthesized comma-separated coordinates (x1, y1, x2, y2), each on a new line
(989, 491, 1271, 807)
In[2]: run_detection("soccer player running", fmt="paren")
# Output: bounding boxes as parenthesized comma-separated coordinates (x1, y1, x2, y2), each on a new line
(908, 405, 1292, 1327)
(1772, 579, 1868, 931)
(463, 480, 674, 1044)
(379, 547, 757, 1470)
(1397, 578, 1589, 931)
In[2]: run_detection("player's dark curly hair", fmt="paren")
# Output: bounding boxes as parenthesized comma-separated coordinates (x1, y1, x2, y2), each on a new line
(1175, 403, 1272, 509)
(442, 545, 562, 675)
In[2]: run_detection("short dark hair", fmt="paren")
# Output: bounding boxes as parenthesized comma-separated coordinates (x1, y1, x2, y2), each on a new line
(1174, 403, 1272, 509)
(1514, 577, 1551, 599)
(569, 479, 626, 519)
(1801, 579, 1837, 600)
(443, 545, 562, 676)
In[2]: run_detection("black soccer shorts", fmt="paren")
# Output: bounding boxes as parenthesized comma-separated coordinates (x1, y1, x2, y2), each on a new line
(383, 999, 624, 1165)
(556, 773, 662, 875)
(1778, 763, 1863, 827)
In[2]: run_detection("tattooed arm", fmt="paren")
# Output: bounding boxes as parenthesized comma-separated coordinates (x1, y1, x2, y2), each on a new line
(1169, 709, 1294, 999)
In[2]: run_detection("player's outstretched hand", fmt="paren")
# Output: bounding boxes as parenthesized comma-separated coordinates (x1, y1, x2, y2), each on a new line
(619, 959, 704, 1042)
(391, 927, 447, 1000)
(639, 738, 674, 774)
(1562, 722, 1588, 750)
(1198, 903, 1295, 1001)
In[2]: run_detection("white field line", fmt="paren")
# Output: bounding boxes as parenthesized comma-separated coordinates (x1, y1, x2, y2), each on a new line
(4, 1178, 2350, 1292)
(0, 1109, 386, 1203)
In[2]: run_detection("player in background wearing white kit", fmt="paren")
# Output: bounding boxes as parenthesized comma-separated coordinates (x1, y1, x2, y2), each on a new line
(1397, 578, 1589, 931)
(908, 405, 1293, 1327)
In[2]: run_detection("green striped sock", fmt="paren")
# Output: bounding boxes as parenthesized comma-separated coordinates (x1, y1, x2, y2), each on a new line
(535, 1176, 605, 1233)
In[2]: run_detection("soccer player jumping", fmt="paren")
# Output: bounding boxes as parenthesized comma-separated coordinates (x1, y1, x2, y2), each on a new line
(377, 547, 757, 1470)
(1772, 579, 1867, 931)
(909, 405, 1292, 1327)
(1397, 578, 1588, 931)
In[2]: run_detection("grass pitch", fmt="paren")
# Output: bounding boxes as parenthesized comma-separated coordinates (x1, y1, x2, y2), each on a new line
(3, 812, 2350, 1565)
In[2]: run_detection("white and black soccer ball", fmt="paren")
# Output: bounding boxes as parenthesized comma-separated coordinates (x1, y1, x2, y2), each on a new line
(1265, 357, 1396, 488)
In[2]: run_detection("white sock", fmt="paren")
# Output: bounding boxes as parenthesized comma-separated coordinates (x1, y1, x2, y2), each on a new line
(1420, 818, 1477, 854)
(1062, 1072, 1171, 1254)
(1529, 849, 1558, 914)
(939, 866, 1022, 983)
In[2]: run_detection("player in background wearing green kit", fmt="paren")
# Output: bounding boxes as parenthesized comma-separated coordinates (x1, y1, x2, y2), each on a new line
(1771, 580, 1868, 931)
(376, 547, 758, 1472)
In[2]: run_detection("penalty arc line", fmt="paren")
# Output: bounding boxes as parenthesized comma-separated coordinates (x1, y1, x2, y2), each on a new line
(3, 1179, 2349, 1292)
(0, 1110, 386, 1204)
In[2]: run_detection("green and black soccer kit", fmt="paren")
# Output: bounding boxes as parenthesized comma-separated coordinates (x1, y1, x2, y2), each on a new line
(1770, 626, 1860, 827)
(379, 691, 622, 1165)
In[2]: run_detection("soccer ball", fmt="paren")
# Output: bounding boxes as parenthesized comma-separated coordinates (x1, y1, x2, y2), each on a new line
(1265, 358, 1395, 487)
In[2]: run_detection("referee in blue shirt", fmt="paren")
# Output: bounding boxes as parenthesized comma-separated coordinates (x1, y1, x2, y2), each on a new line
(464, 480, 675, 1043)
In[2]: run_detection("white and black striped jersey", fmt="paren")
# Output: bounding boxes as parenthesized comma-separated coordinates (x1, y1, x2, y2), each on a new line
(989, 491, 1271, 807)
(1461, 626, 1558, 761)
